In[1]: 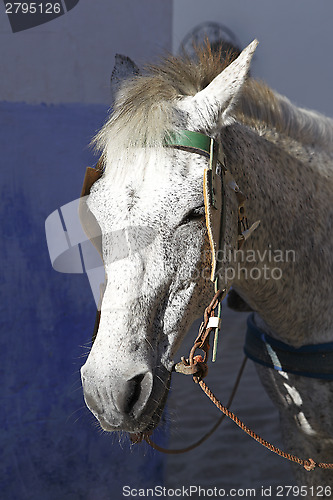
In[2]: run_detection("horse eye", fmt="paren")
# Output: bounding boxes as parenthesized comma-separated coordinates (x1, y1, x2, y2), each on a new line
(179, 205, 205, 226)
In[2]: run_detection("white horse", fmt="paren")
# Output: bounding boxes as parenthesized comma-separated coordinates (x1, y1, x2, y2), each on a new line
(80, 41, 333, 495)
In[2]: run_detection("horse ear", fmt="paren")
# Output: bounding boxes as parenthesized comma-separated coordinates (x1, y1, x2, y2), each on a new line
(110, 54, 140, 106)
(188, 39, 258, 130)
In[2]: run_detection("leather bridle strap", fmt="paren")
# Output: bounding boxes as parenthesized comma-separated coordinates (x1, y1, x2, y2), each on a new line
(165, 130, 225, 361)
(79, 157, 104, 257)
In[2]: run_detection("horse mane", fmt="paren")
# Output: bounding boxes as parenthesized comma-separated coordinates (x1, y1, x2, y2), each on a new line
(93, 43, 333, 162)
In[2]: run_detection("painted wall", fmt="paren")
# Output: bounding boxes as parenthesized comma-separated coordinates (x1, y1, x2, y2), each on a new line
(173, 0, 333, 117)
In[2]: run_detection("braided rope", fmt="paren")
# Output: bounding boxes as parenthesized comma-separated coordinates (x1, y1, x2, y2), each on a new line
(198, 377, 333, 472)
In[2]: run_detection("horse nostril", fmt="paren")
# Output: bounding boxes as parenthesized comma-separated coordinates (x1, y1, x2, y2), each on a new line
(124, 374, 144, 414)
(116, 372, 152, 417)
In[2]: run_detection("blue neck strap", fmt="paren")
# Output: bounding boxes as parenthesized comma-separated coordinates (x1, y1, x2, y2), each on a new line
(244, 313, 333, 380)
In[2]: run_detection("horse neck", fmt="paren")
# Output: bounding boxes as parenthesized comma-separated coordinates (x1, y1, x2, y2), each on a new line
(221, 122, 333, 346)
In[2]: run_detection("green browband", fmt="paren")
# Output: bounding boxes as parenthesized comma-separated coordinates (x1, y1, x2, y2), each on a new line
(164, 130, 213, 155)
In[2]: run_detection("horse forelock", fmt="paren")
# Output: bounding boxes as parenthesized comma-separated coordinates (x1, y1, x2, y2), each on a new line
(92, 42, 333, 170)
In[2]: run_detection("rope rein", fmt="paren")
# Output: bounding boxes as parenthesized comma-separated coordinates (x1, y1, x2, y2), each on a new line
(135, 293, 333, 472)
(196, 377, 333, 472)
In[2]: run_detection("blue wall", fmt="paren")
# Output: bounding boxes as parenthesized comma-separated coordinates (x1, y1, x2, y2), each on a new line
(0, 102, 166, 500)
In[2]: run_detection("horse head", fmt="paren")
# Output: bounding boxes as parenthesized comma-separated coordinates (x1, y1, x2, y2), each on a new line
(80, 41, 258, 434)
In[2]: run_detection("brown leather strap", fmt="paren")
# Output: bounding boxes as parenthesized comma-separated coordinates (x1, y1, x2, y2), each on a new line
(79, 164, 104, 256)
(80, 166, 103, 197)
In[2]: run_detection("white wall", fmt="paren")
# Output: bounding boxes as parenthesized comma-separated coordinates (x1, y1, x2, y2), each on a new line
(0, 0, 172, 104)
(173, 0, 333, 117)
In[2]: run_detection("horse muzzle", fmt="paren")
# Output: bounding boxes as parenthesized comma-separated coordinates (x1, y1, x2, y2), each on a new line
(80, 363, 171, 433)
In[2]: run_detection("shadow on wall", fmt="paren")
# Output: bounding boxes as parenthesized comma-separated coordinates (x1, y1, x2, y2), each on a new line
(0, 101, 166, 500)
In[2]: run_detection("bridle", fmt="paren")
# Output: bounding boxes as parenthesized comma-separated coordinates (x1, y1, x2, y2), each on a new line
(79, 129, 260, 358)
